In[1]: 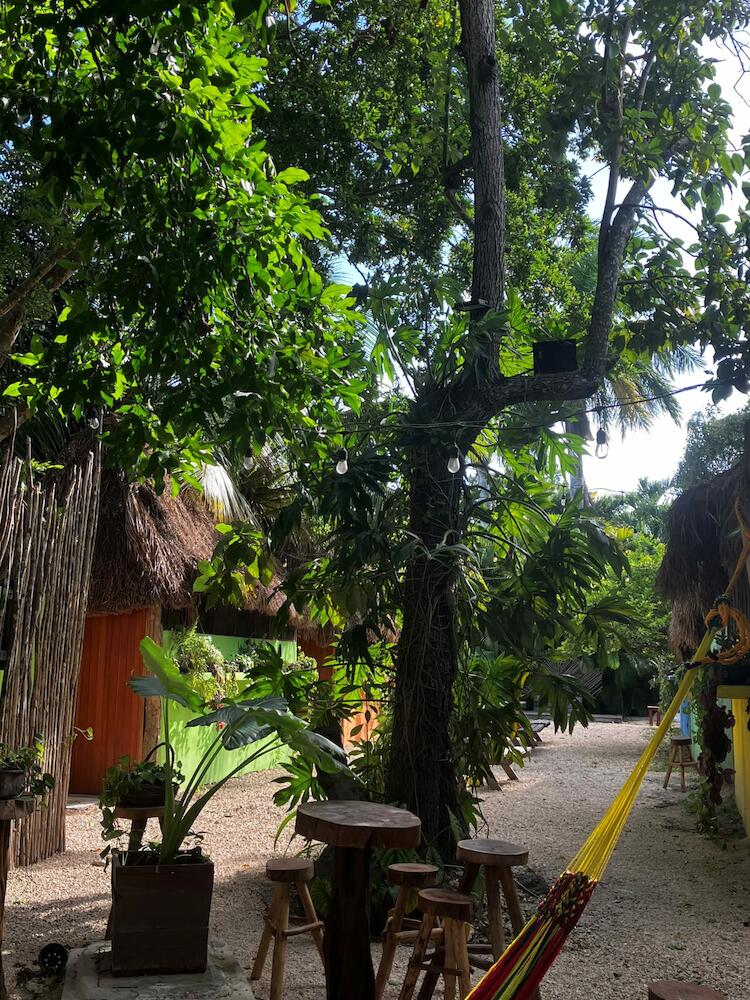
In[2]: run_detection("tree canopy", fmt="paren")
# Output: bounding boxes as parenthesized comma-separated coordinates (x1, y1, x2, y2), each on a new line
(0, 1, 364, 479)
(6, 0, 750, 850)
(673, 403, 750, 490)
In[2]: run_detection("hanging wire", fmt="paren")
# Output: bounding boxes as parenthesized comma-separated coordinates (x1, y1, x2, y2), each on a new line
(319, 379, 727, 440)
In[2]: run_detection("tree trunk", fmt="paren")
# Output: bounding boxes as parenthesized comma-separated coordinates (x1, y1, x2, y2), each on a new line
(385, 0, 504, 854)
(385, 443, 462, 855)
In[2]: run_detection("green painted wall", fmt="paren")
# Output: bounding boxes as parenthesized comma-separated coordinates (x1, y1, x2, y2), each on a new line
(159, 632, 296, 785)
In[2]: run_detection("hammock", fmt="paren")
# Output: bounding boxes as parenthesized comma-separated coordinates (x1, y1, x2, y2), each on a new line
(468, 511, 750, 1000)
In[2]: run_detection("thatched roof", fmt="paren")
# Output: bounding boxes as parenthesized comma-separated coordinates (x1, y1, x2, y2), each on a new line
(51, 432, 305, 622)
(657, 460, 750, 655)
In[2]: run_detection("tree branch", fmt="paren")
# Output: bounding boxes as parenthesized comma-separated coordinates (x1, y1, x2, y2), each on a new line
(0, 406, 30, 443)
(0, 261, 77, 367)
(0, 247, 73, 320)
(444, 187, 474, 230)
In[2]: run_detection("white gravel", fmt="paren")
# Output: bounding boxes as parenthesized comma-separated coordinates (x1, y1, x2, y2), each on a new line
(5, 721, 750, 999)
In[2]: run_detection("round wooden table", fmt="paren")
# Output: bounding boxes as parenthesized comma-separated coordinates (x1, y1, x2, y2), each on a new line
(0, 797, 34, 1000)
(296, 800, 421, 1000)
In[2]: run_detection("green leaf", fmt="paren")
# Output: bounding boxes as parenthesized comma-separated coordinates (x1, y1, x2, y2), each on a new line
(133, 638, 204, 711)
(275, 167, 310, 185)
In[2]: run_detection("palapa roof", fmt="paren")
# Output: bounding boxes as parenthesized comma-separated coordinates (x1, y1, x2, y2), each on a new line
(52, 432, 302, 622)
(657, 455, 750, 656)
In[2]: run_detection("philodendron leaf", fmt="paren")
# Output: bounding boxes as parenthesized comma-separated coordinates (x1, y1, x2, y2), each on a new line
(287, 728, 349, 774)
(186, 697, 289, 750)
(187, 698, 349, 773)
(132, 637, 204, 711)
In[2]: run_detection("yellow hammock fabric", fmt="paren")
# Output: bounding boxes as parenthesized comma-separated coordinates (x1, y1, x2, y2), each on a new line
(466, 625, 717, 1000)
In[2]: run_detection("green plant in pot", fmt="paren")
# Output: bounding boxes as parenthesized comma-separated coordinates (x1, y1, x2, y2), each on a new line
(99, 748, 184, 850)
(106, 637, 348, 977)
(0, 737, 54, 800)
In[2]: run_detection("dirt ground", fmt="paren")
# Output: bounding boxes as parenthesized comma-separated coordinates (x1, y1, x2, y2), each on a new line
(4, 721, 750, 999)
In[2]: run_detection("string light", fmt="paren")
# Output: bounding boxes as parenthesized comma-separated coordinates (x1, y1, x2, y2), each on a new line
(243, 449, 253, 470)
(594, 427, 609, 459)
(447, 443, 461, 474)
(87, 413, 100, 430)
(335, 448, 349, 475)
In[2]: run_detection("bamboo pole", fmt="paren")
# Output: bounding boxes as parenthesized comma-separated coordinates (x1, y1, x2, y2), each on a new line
(0, 445, 100, 865)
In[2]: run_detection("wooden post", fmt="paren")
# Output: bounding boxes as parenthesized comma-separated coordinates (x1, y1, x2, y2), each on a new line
(325, 846, 375, 1000)
(0, 819, 10, 1000)
(142, 605, 163, 752)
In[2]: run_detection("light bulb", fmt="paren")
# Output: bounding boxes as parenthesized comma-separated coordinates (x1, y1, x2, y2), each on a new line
(595, 427, 609, 460)
(447, 444, 461, 475)
(335, 448, 349, 475)
(88, 415, 100, 430)
(243, 450, 253, 470)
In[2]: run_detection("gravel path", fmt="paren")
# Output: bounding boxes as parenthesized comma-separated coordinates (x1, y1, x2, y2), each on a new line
(5, 721, 750, 999)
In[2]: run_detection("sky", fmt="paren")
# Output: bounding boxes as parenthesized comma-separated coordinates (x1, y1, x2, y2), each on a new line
(581, 371, 747, 495)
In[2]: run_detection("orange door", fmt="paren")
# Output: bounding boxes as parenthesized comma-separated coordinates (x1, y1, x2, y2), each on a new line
(69, 609, 153, 794)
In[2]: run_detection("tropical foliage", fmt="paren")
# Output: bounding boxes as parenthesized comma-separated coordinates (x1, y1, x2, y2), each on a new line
(673, 404, 750, 491)
(0, 1, 364, 478)
(5, 0, 750, 850)
(126, 637, 347, 865)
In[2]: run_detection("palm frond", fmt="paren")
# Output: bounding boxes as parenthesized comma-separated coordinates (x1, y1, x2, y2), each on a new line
(197, 462, 254, 523)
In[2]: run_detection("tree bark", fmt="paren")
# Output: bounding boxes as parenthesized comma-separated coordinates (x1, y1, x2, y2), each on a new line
(459, 0, 504, 313)
(385, 439, 463, 854)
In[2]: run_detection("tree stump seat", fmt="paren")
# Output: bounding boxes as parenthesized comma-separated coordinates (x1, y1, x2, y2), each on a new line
(250, 858, 324, 1000)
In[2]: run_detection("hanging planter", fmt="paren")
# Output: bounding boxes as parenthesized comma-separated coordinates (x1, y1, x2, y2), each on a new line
(710, 659, 750, 687)
(532, 339, 577, 375)
(0, 768, 25, 801)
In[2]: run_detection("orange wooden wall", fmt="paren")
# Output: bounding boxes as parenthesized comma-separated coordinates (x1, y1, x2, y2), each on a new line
(70, 608, 156, 794)
(298, 635, 379, 744)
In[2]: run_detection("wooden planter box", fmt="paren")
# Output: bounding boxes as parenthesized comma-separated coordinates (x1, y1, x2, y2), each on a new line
(110, 851, 214, 975)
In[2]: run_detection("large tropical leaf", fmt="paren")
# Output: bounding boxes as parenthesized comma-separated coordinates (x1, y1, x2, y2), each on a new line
(185, 697, 289, 750)
(132, 638, 204, 711)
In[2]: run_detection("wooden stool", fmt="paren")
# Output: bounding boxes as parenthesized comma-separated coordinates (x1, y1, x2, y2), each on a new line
(250, 858, 324, 1000)
(456, 839, 527, 964)
(457, 838, 540, 1000)
(663, 736, 699, 791)
(648, 705, 662, 726)
(648, 982, 726, 999)
(375, 863, 439, 1000)
(398, 889, 473, 1000)
(113, 804, 165, 851)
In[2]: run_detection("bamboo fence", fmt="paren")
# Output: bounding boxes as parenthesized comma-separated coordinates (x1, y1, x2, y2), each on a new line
(0, 444, 100, 865)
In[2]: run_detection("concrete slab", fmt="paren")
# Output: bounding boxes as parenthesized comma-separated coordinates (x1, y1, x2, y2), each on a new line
(61, 941, 254, 1000)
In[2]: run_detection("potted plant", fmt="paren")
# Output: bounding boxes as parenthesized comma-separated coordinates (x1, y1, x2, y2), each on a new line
(0, 737, 54, 800)
(106, 637, 347, 976)
(99, 747, 184, 851)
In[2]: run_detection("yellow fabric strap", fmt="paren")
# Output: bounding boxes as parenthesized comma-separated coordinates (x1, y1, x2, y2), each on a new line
(570, 627, 713, 880)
